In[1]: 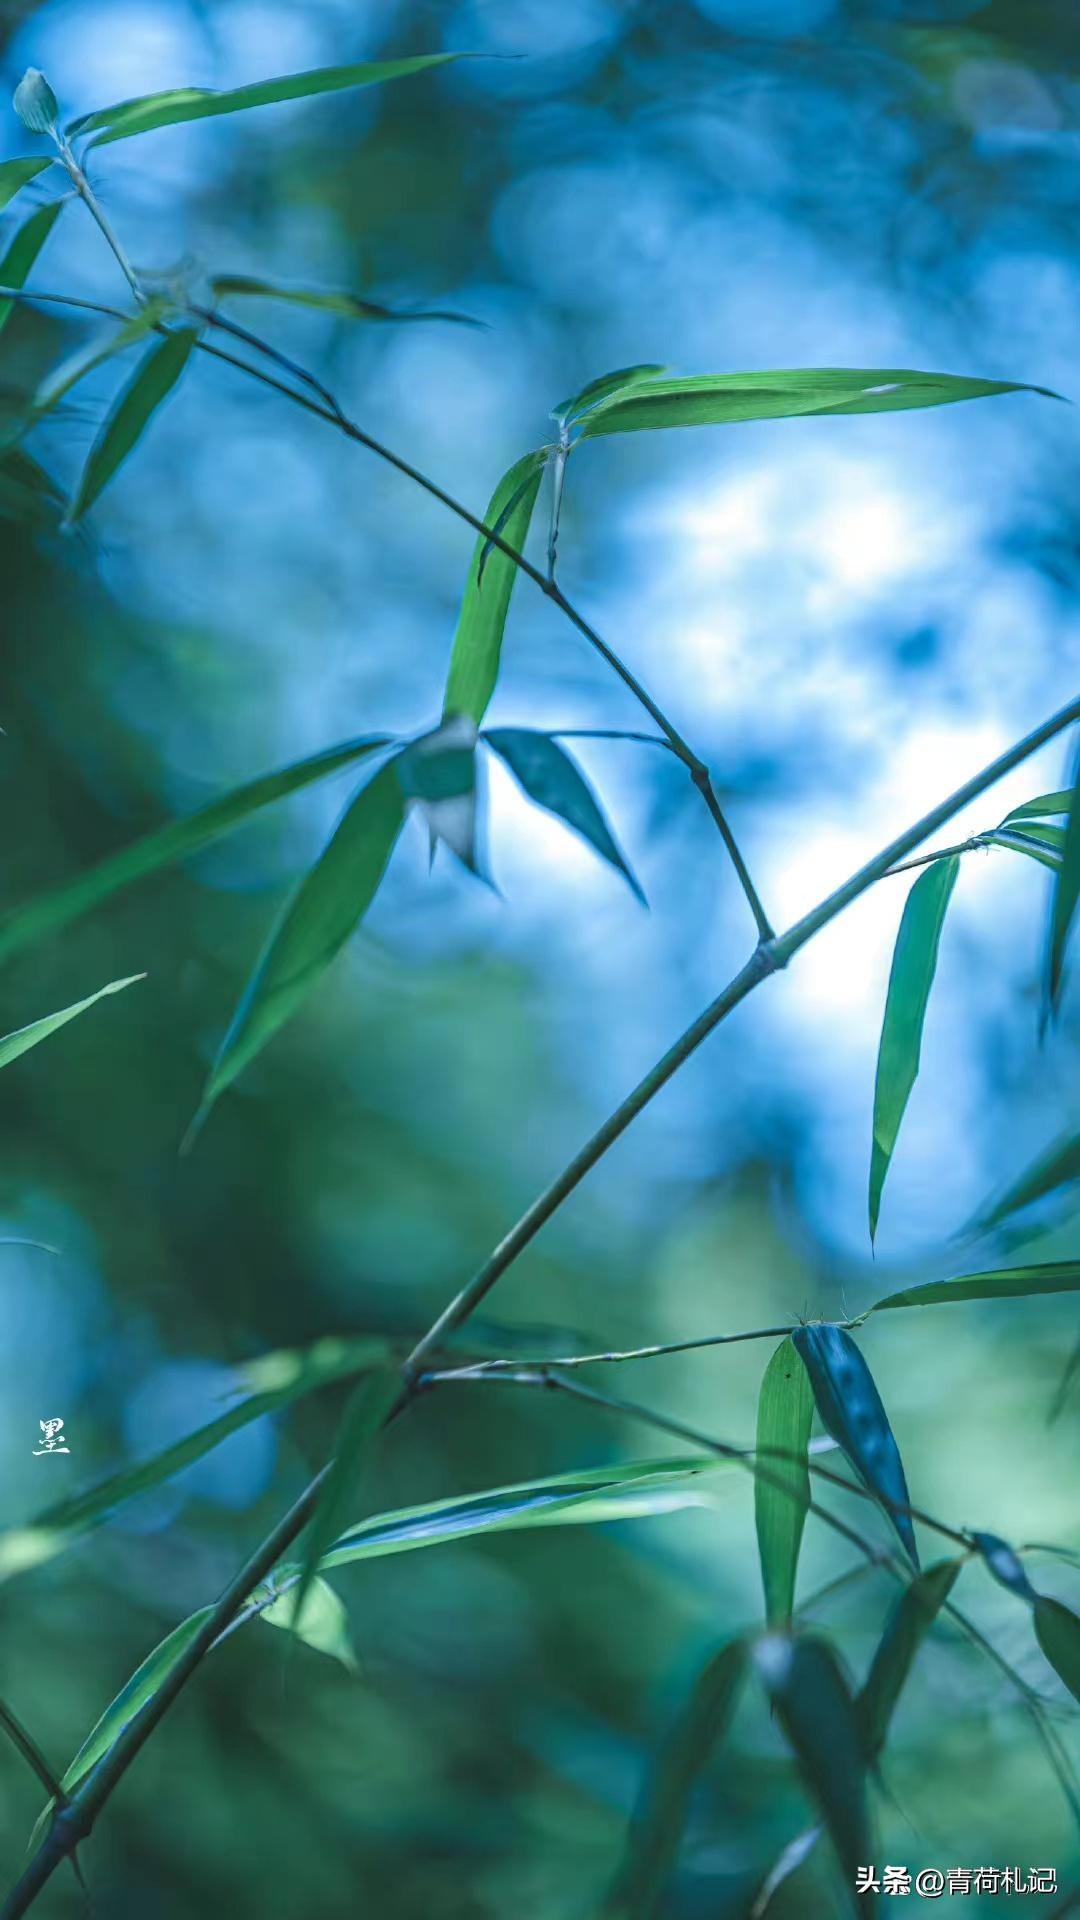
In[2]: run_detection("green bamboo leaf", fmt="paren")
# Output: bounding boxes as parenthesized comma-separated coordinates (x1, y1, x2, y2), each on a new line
(754, 1337, 813, 1626)
(0, 198, 63, 337)
(972, 1532, 1037, 1603)
(0, 1335, 388, 1583)
(483, 728, 645, 901)
(869, 854, 958, 1243)
(792, 1323, 919, 1567)
(1004, 822, 1065, 853)
(855, 1559, 960, 1764)
(749, 1825, 822, 1920)
(316, 1455, 733, 1572)
(753, 1634, 874, 1914)
(872, 1262, 1080, 1314)
(0, 974, 143, 1071)
(69, 54, 464, 145)
(1001, 791, 1071, 824)
(0, 156, 54, 210)
(475, 466, 542, 589)
(0, 447, 64, 529)
(977, 1130, 1080, 1232)
(13, 70, 58, 136)
(395, 716, 479, 871)
(68, 325, 198, 521)
(988, 828, 1063, 871)
(553, 363, 666, 426)
(290, 1365, 399, 1634)
(190, 760, 406, 1130)
(1046, 738, 1080, 1014)
(60, 1605, 214, 1794)
(1049, 1337, 1080, 1424)
(605, 1639, 747, 1920)
(0, 733, 391, 968)
(1034, 1597, 1080, 1704)
(33, 302, 167, 416)
(442, 450, 544, 726)
(577, 367, 1056, 439)
(209, 273, 477, 328)
(262, 1576, 358, 1673)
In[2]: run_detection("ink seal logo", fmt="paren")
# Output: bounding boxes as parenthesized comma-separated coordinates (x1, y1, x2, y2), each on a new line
(33, 1417, 69, 1456)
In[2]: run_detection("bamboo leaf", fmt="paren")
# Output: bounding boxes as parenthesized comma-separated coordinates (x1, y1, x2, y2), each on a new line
(754, 1337, 813, 1626)
(1049, 1337, 1080, 1424)
(0, 734, 391, 968)
(869, 855, 958, 1243)
(988, 828, 1063, 871)
(1046, 737, 1080, 1015)
(395, 715, 479, 871)
(290, 1365, 399, 1634)
(0, 156, 53, 210)
(13, 70, 58, 137)
(68, 54, 465, 145)
(442, 450, 544, 726)
(0, 198, 63, 337)
(553, 363, 665, 426)
(872, 1262, 1080, 1313)
(33, 302, 167, 416)
(753, 1634, 874, 1913)
(977, 1131, 1080, 1232)
(749, 1825, 822, 1920)
(792, 1323, 919, 1567)
(60, 1606, 214, 1794)
(483, 728, 644, 901)
(209, 273, 477, 328)
(1001, 791, 1071, 824)
(605, 1640, 747, 1920)
(0, 1335, 388, 1582)
(972, 1532, 1037, 1603)
(577, 367, 1055, 438)
(0, 974, 143, 1071)
(855, 1559, 960, 1764)
(191, 761, 406, 1130)
(0, 447, 65, 529)
(475, 467, 542, 589)
(1034, 1597, 1080, 1704)
(263, 1576, 358, 1672)
(68, 325, 198, 521)
(316, 1456, 733, 1572)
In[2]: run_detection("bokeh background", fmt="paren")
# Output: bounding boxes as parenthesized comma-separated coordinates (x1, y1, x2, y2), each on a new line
(0, 0, 1077, 1913)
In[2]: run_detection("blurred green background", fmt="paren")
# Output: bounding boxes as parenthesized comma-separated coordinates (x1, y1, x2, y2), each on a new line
(0, 0, 1078, 1913)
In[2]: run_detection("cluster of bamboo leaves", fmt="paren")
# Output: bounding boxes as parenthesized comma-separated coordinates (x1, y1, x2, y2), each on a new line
(0, 48, 1079, 1920)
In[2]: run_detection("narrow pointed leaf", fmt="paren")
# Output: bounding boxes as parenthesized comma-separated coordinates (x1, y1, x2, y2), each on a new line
(870, 854, 958, 1241)
(33, 302, 166, 416)
(0, 734, 390, 967)
(793, 1323, 919, 1566)
(475, 467, 541, 589)
(316, 1456, 733, 1572)
(68, 325, 198, 520)
(977, 1131, 1080, 1231)
(1049, 1337, 1080, 1424)
(0, 156, 53, 210)
(395, 716, 479, 871)
(554, 362, 665, 425)
(193, 761, 405, 1123)
(856, 1559, 961, 1765)
(263, 1576, 358, 1672)
(872, 1262, 1080, 1313)
(578, 367, 1055, 438)
(754, 1337, 813, 1625)
(484, 728, 644, 901)
(605, 1639, 747, 1919)
(442, 450, 544, 725)
(0, 447, 64, 529)
(0, 1335, 388, 1582)
(973, 1532, 1037, 1602)
(749, 1825, 823, 1920)
(989, 828, 1063, 871)
(1034, 1598, 1080, 1704)
(0, 198, 62, 336)
(209, 273, 476, 328)
(69, 54, 464, 145)
(1002, 791, 1071, 824)
(753, 1634, 874, 1913)
(1046, 737, 1080, 1013)
(290, 1365, 399, 1633)
(60, 1605, 214, 1794)
(0, 974, 143, 1071)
